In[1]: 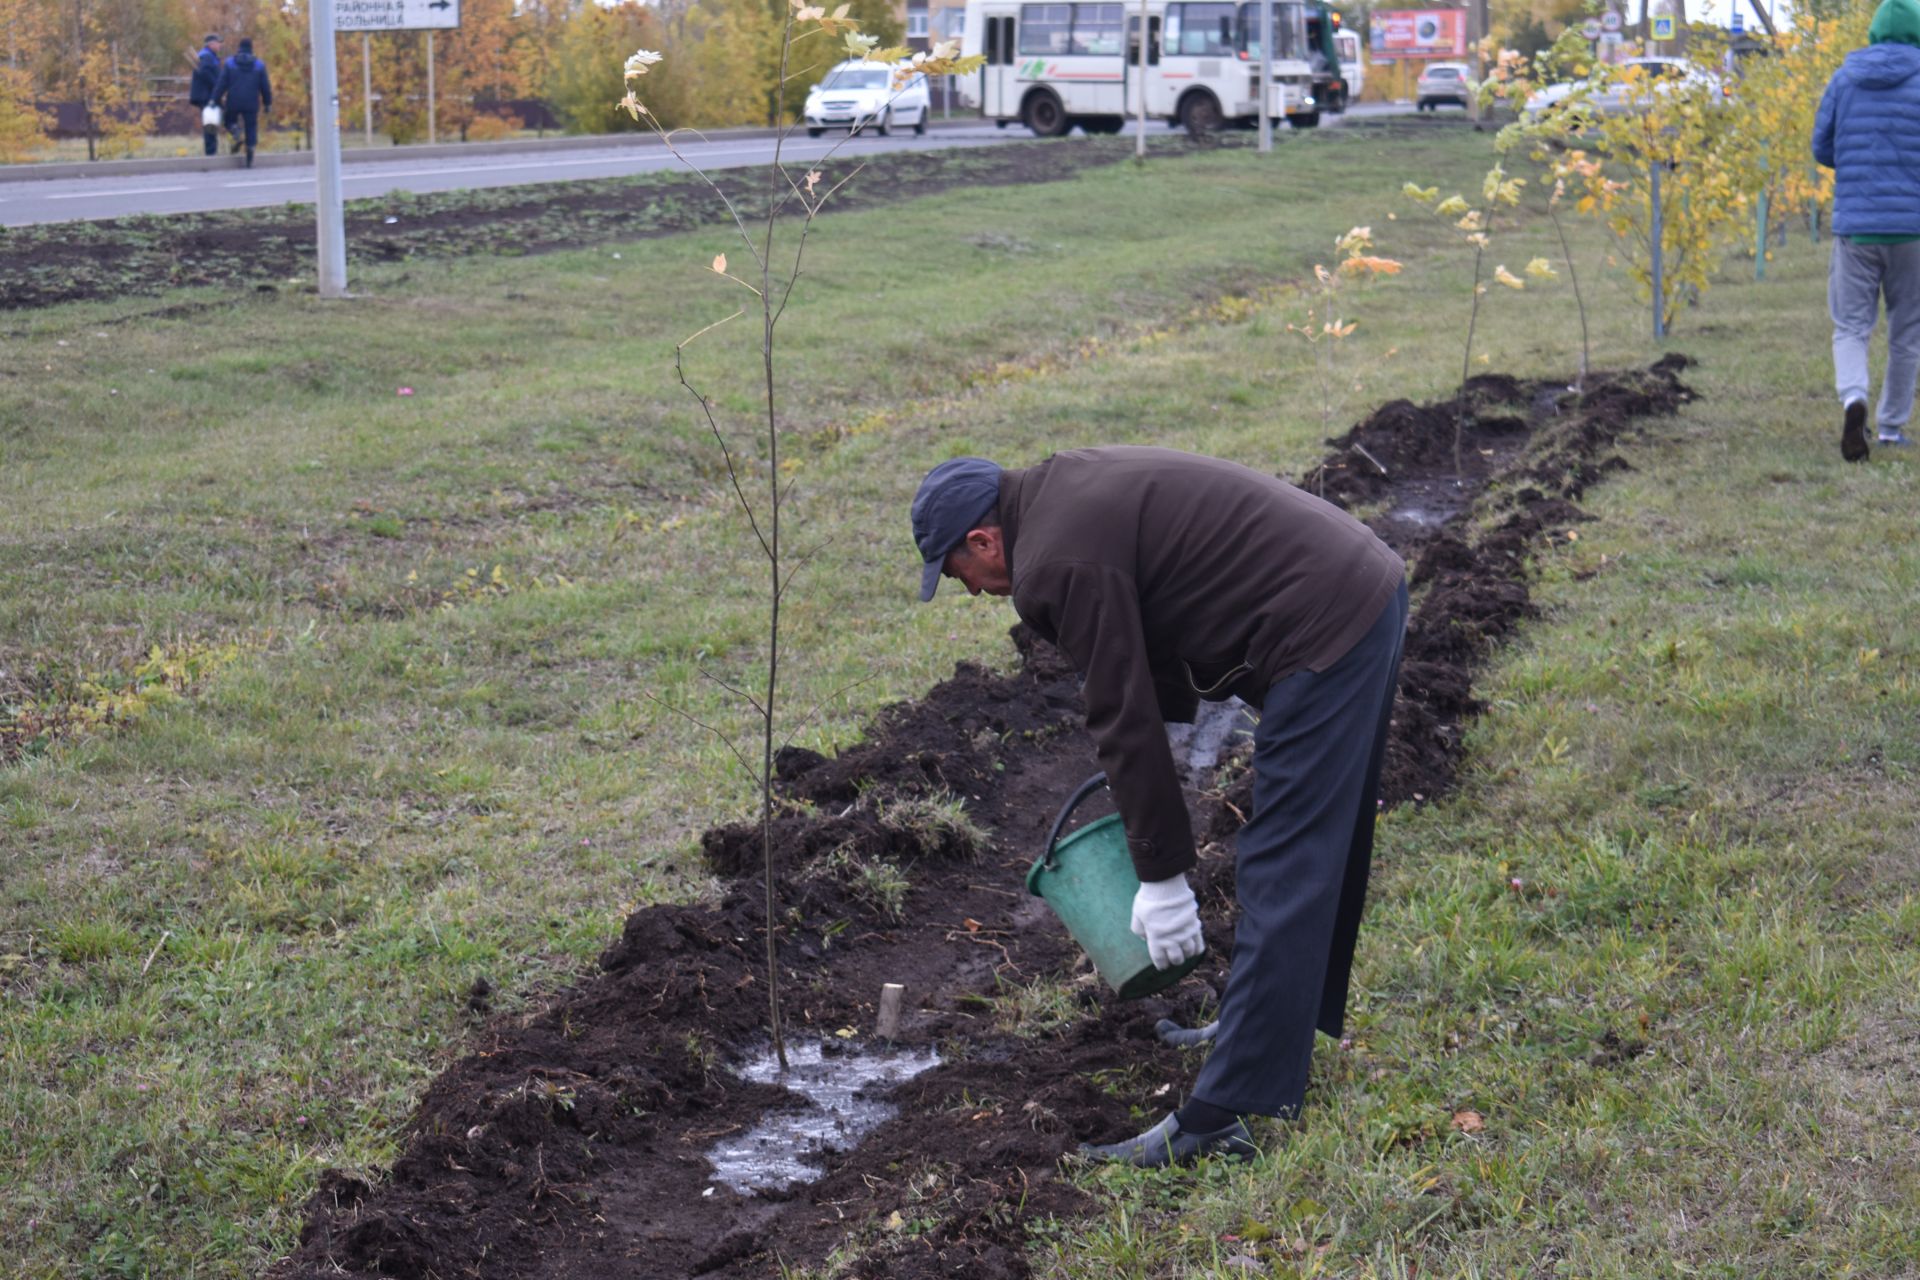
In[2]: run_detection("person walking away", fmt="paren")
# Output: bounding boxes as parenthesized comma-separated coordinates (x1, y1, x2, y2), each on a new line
(213, 38, 272, 168)
(1814, 0, 1920, 462)
(188, 34, 222, 157)
(910, 447, 1407, 1166)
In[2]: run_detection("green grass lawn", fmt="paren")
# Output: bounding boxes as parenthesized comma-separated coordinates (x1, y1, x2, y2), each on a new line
(2, 124, 1917, 1278)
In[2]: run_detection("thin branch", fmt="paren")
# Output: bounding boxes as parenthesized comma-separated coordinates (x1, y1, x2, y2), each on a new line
(675, 347, 772, 560)
(642, 690, 758, 779)
(780, 673, 880, 753)
(777, 533, 838, 602)
(677, 307, 745, 351)
(698, 665, 769, 719)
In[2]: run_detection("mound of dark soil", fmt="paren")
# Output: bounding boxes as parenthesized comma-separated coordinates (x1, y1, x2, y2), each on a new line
(276, 358, 1692, 1280)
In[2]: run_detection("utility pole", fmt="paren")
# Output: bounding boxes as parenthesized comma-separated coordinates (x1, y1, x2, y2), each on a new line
(1135, 0, 1148, 158)
(1258, 0, 1273, 151)
(426, 30, 436, 144)
(309, 0, 348, 296)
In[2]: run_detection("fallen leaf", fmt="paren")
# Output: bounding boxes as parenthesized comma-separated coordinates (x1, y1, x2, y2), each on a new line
(834, 1026, 857, 1039)
(1450, 1109, 1485, 1133)
(712, 253, 727, 274)
(963, 918, 982, 933)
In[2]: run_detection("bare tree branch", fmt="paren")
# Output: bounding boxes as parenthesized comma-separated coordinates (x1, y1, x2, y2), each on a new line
(698, 665, 768, 719)
(777, 533, 837, 603)
(780, 673, 880, 753)
(643, 690, 756, 779)
(675, 346, 772, 561)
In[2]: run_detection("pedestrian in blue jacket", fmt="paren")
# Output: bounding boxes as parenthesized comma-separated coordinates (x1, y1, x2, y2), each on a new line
(188, 34, 223, 156)
(1813, 0, 1920, 461)
(213, 38, 272, 168)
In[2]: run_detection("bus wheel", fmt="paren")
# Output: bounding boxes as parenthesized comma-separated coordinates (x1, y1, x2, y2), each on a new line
(1288, 111, 1321, 128)
(1024, 91, 1070, 137)
(1180, 93, 1223, 138)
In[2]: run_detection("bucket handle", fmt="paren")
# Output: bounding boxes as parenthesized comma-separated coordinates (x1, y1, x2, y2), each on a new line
(1042, 772, 1110, 872)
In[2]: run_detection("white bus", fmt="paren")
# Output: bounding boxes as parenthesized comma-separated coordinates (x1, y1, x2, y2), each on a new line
(959, 0, 1321, 137)
(1331, 26, 1363, 109)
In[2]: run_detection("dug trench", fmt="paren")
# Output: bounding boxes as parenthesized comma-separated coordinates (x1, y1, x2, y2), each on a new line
(276, 355, 1693, 1280)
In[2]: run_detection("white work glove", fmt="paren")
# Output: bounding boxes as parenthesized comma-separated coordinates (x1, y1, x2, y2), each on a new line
(1130, 873, 1205, 970)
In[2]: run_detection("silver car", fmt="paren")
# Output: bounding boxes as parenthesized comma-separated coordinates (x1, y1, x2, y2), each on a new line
(1416, 61, 1472, 112)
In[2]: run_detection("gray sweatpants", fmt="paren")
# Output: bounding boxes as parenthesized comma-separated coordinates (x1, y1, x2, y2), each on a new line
(1830, 237, 1920, 431)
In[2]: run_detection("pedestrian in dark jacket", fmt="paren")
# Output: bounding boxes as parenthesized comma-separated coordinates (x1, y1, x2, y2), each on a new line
(1813, 0, 1920, 460)
(189, 34, 224, 155)
(911, 446, 1407, 1166)
(213, 38, 272, 168)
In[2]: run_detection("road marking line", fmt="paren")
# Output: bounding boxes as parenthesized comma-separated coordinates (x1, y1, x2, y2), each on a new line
(47, 185, 190, 198)
(225, 178, 312, 187)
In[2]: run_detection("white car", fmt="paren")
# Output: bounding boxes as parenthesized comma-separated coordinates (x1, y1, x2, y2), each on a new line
(804, 62, 931, 137)
(1524, 56, 1725, 120)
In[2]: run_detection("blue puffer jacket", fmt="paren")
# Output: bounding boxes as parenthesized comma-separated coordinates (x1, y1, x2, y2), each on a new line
(1813, 42, 1920, 237)
(189, 47, 221, 106)
(214, 52, 272, 114)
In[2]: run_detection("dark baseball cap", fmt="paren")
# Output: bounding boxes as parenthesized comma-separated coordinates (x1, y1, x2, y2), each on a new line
(911, 457, 1003, 602)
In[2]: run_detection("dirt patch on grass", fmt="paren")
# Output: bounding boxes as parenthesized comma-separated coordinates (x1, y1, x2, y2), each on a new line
(275, 358, 1693, 1280)
(1, 137, 1182, 313)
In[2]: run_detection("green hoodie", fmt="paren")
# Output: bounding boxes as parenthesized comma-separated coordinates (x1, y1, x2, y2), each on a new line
(1870, 0, 1920, 49)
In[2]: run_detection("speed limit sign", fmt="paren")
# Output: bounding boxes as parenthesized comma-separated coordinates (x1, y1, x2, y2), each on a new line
(1581, 18, 1602, 38)
(1601, 9, 1623, 31)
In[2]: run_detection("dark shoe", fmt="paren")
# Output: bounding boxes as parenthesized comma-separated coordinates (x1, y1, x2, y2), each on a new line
(1077, 1112, 1257, 1168)
(1842, 400, 1870, 462)
(230, 135, 242, 155)
(244, 147, 254, 168)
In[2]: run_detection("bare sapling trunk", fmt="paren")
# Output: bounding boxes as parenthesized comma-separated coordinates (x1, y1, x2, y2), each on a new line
(1457, 240, 1487, 482)
(1549, 205, 1590, 391)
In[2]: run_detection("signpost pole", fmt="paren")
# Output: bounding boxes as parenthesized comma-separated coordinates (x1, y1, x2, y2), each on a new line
(1258, 0, 1273, 152)
(427, 30, 437, 144)
(362, 32, 373, 145)
(310, 0, 348, 297)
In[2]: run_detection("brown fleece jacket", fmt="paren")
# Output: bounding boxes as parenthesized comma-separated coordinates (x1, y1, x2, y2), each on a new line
(1001, 446, 1403, 881)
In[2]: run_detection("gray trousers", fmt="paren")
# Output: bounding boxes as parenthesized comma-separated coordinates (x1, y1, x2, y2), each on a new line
(1193, 581, 1407, 1118)
(1830, 237, 1920, 431)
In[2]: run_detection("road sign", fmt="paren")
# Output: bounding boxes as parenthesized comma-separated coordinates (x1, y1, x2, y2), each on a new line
(1601, 9, 1623, 31)
(1581, 19, 1602, 39)
(335, 0, 460, 32)
(1652, 14, 1675, 38)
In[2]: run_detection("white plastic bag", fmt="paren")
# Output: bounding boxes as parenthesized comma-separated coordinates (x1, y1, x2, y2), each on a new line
(202, 103, 222, 127)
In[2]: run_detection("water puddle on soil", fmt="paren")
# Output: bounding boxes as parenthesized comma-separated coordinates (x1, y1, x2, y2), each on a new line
(706, 1040, 942, 1194)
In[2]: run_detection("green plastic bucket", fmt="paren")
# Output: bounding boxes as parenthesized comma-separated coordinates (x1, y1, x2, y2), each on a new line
(1025, 774, 1205, 1000)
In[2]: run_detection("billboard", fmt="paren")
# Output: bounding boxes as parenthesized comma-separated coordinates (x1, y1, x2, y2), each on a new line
(1368, 9, 1468, 59)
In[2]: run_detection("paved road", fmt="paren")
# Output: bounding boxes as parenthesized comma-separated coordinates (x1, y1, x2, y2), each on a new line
(0, 104, 1406, 228)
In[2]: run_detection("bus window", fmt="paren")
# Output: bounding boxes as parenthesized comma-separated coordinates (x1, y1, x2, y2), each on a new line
(1069, 3, 1124, 55)
(1165, 2, 1236, 56)
(1236, 2, 1304, 60)
(1019, 3, 1072, 54)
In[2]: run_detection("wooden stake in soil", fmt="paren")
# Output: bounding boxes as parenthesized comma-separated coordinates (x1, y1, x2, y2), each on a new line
(876, 983, 906, 1041)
